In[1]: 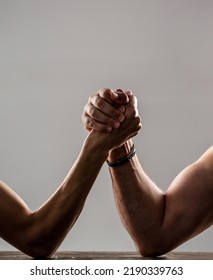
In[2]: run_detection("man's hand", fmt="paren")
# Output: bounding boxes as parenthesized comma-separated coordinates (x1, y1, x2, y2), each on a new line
(86, 89, 141, 153)
(82, 88, 131, 132)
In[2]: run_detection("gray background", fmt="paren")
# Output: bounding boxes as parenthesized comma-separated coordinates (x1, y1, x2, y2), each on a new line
(0, 0, 212, 252)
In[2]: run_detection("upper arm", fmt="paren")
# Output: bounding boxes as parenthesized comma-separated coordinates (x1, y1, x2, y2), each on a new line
(166, 145, 213, 213)
(162, 146, 213, 250)
(0, 180, 32, 247)
(197, 146, 213, 181)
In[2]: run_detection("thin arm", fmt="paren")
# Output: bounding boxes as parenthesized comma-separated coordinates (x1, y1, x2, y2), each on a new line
(0, 91, 141, 258)
(0, 135, 108, 258)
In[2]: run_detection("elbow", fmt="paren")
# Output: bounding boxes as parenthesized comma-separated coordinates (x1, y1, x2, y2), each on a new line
(138, 246, 169, 258)
(31, 251, 55, 259)
(23, 241, 56, 259)
(18, 222, 57, 259)
(10, 212, 60, 259)
(135, 239, 171, 258)
(21, 213, 59, 259)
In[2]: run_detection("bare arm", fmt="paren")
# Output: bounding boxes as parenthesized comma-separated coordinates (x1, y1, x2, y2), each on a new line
(0, 88, 140, 258)
(108, 144, 213, 256)
(82, 90, 213, 256)
(0, 136, 108, 258)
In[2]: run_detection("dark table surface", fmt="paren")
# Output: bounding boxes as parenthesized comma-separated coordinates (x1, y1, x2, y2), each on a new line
(0, 251, 212, 260)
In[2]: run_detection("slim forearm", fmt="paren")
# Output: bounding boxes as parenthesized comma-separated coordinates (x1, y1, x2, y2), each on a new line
(16, 134, 107, 257)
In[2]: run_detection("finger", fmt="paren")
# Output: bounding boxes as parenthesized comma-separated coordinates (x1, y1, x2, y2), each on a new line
(89, 95, 125, 123)
(125, 90, 133, 96)
(122, 117, 142, 141)
(84, 101, 123, 129)
(125, 95, 139, 118)
(98, 88, 119, 105)
(98, 88, 129, 106)
(113, 89, 129, 105)
(88, 105, 123, 129)
(82, 113, 113, 132)
(125, 116, 142, 134)
(134, 115, 142, 130)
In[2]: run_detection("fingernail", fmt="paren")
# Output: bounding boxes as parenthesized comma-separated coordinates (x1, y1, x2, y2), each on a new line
(114, 122, 120, 129)
(107, 126, 112, 132)
(119, 115, 125, 122)
(126, 90, 133, 96)
(113, 91, 118, 98)
(115, 88, 124, 93)
(118, 106, 125, 113)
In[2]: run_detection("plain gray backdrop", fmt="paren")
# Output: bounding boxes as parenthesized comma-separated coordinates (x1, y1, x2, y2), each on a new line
(0, 0, 212, 252)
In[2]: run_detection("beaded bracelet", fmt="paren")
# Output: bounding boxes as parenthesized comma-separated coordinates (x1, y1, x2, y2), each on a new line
(106, 145, 136, 168)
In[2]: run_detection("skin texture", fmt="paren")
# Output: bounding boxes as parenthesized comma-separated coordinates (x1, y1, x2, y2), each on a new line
(0, 89, 141, 258)
(83, 88, 213, 256)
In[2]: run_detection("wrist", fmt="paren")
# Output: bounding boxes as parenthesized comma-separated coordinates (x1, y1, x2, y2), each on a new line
(84, 131, 110, 161)
(108, 140, 133, 162)
(107, 143, 136, 168)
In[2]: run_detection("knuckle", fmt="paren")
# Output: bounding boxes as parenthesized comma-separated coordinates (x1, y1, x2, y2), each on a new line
(136, 116, 142, 126)
(88, 94, 94, 103)
(95, 96, 104, 108)
(132, 108, 137, 117)
(108, 109, 120, 121)
(112, 109, 122, 120)
(131, 95, 137, 106)
(85, 116, 91, 125)
(86, 117, 93, 128)
(83, 104, 88, 115)
(82, 113, 92, 129)
(98, 88, 113, 102)
(128, 107, 137, 118)
(82, 110, 88, 124)
(132, 116, 142, 131)
(108, 119, 117, 128)
(88, 106, 97, 118)
(99, 88, 112, 98)
(81, 107, 86, 118)
(135, 115, 141, 124)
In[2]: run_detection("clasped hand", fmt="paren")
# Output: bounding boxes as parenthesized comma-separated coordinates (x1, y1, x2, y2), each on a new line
(82, 88, 142, 152)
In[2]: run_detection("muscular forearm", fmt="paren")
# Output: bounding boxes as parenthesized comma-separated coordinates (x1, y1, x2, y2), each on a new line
(108, 141, 165, 255)
(109, 143, 213, 256)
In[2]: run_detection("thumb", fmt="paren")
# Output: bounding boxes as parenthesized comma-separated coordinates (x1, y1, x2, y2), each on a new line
(110, 88, 129, 105)
(125, 90, 133, 96)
